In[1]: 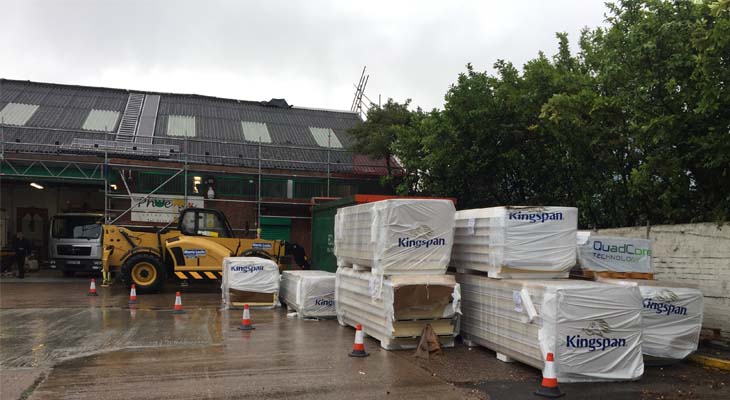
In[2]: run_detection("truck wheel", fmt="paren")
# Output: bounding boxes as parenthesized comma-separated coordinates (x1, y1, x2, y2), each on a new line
(121, 254, 166, 293)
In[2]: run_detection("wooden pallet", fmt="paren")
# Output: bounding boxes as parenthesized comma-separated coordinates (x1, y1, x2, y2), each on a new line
(460, 332, 543, 369)
(572, 270, 654, 280)
(228, 291, 277, 309)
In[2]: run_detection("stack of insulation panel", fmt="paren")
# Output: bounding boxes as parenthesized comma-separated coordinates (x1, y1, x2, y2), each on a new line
(221, 257, 280, 309)
(334, 199, 460, 350)
(452, 206, 578, 279)
(334, 199, 456, 276)
(596, 277, 704, 360)
(457, 273, 644, 382)
(577, 233, 654, 278)
(280, 270, 336, 319)
(336, 267, 461, 350)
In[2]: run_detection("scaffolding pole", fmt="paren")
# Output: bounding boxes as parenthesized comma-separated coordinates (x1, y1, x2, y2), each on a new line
(104, 150, 109, 223)
(109, 168, 185, 225)
(327, 131, 331, 197)
(257, 137, 262, 236)
(184, 132, 188, 206)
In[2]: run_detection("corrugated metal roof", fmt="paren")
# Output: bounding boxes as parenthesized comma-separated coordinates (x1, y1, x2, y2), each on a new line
(309, 127, 343, 148)
(82, 109, 120, 132)
(0, 79, 384, 175)
(241, 121, 271, 143)
(166, 115, 196, 137)
(0, 103, 39, 126)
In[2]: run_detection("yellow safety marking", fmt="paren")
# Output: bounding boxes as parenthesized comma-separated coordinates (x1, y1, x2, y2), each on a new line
(189, 271, 203, 280)
(175, 272, 187, 279)
(690, 354, 730, 371)
(204, 272, 217, 279)
(218, 272, 224, 278)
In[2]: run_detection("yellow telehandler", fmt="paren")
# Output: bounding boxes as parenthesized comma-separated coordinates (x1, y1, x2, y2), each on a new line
(101, 208, 284, 293)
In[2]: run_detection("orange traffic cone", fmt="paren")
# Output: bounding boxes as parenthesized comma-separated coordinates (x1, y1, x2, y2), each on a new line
(238, 304, 255, 330)
(349, 324, 369, 357)
(535, 352, 564, 398)
(172, 291, 185, 314)
(128, 284, 137, 305)
(87, 278, 98, 296)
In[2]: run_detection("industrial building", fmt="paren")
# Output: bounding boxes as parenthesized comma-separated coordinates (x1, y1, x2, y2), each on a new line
(0, 78, 390, 263)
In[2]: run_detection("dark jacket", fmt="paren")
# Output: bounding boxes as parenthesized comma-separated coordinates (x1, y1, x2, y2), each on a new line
(12, 237, 31, 257)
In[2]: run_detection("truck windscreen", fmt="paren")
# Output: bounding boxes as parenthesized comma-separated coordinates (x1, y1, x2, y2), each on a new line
(52, 216, 102, 239)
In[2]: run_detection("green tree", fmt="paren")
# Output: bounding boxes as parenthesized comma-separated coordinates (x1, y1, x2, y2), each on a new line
(544, 0, 730, 225)
(348, 99, 412, 190)
(349, 0, 730, 227)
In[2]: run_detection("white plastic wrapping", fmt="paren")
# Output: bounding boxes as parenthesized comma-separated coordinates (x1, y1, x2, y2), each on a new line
(280, 270, 336, 318)
(336, 267, 461, 350)
(457, 274, 644, 382)
(335, 199, 456, 298)
(334, 199, 455, 276)
(597, 278, 704, 359)
(452, 206, 578, 278)
(221, 257, 280, 309)
(578, 234, 653, 274)
(576, 230, 592, 245)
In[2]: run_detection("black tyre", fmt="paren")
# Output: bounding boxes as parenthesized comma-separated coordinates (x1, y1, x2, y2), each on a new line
(62, 270, 75, 277)
(121, 253, 167, 294)
(240, 249, 272, 260)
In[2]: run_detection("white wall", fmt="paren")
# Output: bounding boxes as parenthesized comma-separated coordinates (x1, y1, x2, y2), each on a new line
(600, 223, 730, 340)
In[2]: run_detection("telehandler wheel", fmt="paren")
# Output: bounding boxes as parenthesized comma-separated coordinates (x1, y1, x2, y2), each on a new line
(121, 254, 167, 294)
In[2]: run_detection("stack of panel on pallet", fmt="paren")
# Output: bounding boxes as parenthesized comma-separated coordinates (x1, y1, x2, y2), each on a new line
(452, 206, 651, 382)
(221, 257, 280, 309)
(596, 277, 704, 360)
(458, 273, 645, 382)
(334, 199, 456, 276)
(336, 268, 460, 350)
(576, 233, 703, 360)
(334, 199, 459, 349)
(452, 206, 578, 279)
(576, 232, 654, 279)
(280, 270, 336, 319)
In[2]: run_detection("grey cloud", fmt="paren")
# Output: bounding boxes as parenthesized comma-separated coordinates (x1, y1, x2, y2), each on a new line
(1, 0, 607, 111)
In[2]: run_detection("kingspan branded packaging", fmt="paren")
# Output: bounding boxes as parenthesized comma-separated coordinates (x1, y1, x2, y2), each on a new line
(577, 233, 653, 275)
(336, 267, 461, 350)
(222, 257, 280, 309)
(596, 277, 704, 360)
(280, 270, 336, 318)
(334, 199, 456, 277)
(452, 206, 578, 278)
(457, 273, 644, 382)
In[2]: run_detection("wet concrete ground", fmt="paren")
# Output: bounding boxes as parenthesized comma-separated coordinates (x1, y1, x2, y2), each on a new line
(1, 275, 728, 399)
(1, 278, 475, 399)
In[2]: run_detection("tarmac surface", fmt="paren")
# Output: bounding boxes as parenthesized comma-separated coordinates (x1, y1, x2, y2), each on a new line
(1, 273, 728, 400)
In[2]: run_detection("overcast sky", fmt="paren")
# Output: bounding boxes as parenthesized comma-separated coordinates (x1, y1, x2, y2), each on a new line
(1, 0, 608, 111)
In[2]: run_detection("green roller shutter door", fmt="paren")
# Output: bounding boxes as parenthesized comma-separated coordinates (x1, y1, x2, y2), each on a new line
(260, 217, 291, 241)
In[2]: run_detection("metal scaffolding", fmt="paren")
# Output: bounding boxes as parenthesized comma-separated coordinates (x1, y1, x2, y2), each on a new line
(0, 129, 396, 235)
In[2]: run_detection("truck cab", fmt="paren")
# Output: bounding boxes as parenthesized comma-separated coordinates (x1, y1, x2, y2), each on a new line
(49, 213, 103, 276)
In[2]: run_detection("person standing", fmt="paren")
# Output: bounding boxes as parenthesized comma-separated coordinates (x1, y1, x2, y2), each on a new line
(12, 232, 31, 279)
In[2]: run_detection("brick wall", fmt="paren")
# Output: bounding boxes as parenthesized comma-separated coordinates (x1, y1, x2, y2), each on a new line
(600, 223, 730, 340)
(207, 199, 257, 237)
